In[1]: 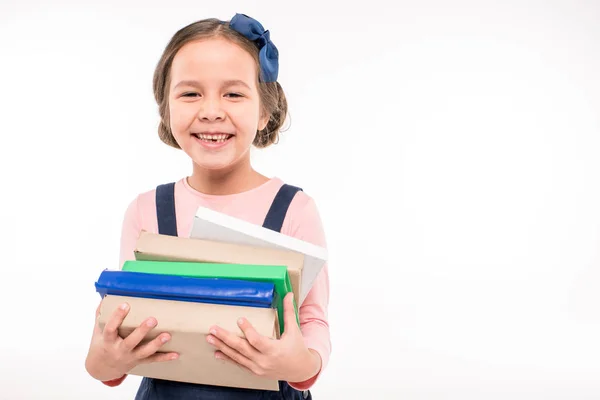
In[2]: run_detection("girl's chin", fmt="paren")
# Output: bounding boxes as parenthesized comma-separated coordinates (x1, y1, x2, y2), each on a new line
(178, 137, 252, 172)
(188, 152, 243, 172)
(191, 158, 235, 171)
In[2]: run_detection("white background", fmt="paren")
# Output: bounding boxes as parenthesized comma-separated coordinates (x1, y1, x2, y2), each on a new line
(1, 0, 600, 399)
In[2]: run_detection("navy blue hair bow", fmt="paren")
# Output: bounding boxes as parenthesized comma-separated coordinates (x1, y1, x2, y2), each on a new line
(229, 13, 279, 83)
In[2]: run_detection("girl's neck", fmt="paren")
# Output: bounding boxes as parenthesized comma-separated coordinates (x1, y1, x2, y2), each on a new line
(187, 160, 269, 196)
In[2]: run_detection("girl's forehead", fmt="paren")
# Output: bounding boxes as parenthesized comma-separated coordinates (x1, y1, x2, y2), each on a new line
(171, 38, 257, 83)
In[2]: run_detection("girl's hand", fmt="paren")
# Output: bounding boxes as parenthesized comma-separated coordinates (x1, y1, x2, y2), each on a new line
(85, 301, 179, 382)
(206, 293, 321, 383)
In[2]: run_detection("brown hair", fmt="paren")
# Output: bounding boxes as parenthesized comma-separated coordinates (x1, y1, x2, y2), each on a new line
(152, 18, 288, 149)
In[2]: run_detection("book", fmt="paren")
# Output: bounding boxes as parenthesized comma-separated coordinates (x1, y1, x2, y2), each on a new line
(133, 231, 304, 305)
(122, 260, 296, 335)
(98, 294, 280, 391)
(95, 269, 275, 308)
(190, 206, 328, 304)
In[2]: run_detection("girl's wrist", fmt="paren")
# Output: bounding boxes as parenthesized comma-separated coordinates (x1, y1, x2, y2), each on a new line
(307, 349, 322, 377)
(290, 349, 322, 383)
(85, 354, 124, 383)
(101, 374, 127, 386)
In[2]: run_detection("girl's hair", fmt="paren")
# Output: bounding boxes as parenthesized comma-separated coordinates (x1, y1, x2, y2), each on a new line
(153, 18, 288, 149)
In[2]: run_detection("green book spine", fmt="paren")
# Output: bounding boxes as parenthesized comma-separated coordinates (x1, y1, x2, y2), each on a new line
(122, 260, 299, 335)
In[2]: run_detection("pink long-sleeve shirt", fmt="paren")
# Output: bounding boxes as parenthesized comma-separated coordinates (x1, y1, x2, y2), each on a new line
(114, 176, 331, 391)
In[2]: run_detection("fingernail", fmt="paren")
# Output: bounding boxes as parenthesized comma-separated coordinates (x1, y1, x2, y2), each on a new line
(146, 318, 157, 327)
(215, 352, 222, 359)
(161, 335, 169, 343)
(120, 303, 129, 310)
(209, 328, 217, 335)
(237, 318, 244, 325)
(207, 336, 214, 344)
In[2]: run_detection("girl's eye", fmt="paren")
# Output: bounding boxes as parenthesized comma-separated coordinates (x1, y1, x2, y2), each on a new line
(225, 93, 243, 98)
(182, 93, 200, 97)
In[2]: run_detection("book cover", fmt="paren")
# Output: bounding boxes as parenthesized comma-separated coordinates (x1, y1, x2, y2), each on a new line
(95, 269, 275, 308)
(133, 231, 304, 305)
(190, 206, 328, 304)
(122, 260, 297, 335)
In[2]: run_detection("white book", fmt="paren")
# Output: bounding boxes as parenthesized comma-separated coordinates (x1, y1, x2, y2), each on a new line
(190, 206, 328, 304)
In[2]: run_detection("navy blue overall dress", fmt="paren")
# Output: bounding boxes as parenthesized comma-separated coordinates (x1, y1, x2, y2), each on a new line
(134, 182, 313, 400)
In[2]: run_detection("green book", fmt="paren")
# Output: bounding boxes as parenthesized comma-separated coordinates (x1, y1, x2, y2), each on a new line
(122, 260, 298, 335)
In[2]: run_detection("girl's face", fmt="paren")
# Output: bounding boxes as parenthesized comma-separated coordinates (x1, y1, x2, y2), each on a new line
(168, 37, 268, 172)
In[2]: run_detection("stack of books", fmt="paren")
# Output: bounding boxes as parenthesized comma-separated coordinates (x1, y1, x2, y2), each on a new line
(94, 206, 328, 391)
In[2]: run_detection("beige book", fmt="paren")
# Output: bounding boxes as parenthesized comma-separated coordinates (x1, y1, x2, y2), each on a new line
(98, 294, 280, 391)
(133, 231, 304, 304)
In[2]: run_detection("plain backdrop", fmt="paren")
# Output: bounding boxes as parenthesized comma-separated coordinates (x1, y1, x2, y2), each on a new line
(1, 0, 600, 399)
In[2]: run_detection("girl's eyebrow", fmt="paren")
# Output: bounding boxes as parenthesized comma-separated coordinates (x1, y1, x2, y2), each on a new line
(173, 79, 251, 90)
(173, 80, 200, 90)
(223, 80, 251, 90)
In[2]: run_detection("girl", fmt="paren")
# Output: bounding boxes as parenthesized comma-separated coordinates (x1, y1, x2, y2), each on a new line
(84, 13, 331, 400)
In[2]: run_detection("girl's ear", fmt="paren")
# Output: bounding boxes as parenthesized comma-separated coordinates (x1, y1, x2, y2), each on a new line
(258, 113, 270, 132)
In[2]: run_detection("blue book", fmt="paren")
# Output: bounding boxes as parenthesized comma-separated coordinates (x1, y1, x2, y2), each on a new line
(95, 270, 275, 308)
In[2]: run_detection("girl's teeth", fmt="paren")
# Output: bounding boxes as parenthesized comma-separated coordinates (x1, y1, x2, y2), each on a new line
(197, 134, 230, 142)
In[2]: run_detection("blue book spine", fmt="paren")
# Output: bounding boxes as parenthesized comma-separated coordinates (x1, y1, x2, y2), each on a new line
(95, 270, 275, 308)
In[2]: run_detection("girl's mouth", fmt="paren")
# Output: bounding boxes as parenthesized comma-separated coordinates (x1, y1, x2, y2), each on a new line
(192, 133, 234, 143)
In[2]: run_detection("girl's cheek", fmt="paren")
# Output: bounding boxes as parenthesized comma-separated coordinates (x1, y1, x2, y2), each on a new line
(170, 109, 196, 131)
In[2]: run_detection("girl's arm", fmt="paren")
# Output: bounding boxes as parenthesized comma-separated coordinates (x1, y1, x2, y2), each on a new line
(283, 196, 332, 391)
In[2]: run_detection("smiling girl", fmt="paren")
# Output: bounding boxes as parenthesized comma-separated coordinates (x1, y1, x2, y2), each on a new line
(84, 13, 331, 400)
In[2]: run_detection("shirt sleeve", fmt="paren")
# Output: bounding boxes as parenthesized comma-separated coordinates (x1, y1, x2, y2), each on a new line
(285, 197, 332, 391)
(101, 196, 143, 387)
(118, 195, 144, 269)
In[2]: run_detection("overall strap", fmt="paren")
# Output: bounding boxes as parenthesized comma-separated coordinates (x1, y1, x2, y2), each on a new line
(155, 182, 178, 237)
(262, 183, 303, 233)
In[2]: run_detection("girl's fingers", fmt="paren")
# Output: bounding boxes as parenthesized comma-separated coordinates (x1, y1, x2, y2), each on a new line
(237, 318, 271, 353)
(138, 351, 179, 365)
(282, 293, 299, 335)
(120, 317, 158, 351)
(133, 332, 172, 360)
(93, 302, 104, 336)
(207, 335, 258, 374)
(208, 327, 261, 360)
(102, 302, 130, 343)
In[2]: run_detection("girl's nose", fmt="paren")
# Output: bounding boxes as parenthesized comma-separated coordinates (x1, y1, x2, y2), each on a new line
(197, 98, 225, 121)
